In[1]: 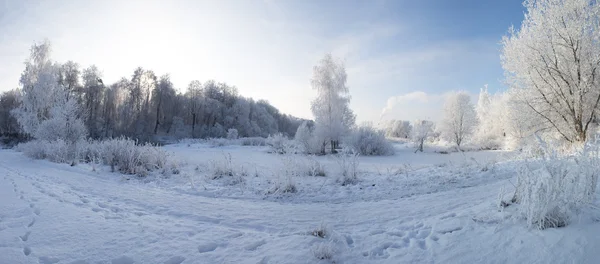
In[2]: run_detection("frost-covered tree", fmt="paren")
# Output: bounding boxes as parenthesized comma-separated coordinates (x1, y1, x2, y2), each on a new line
(82, 65, 104, 138)
(12, 40, 60, 136)
(35, 97, 87, 143)
(385, 120, 412, 138)
(501, 0, 600, 143)
(186, 80, 203, 137)
(152, 74, 176, 134)
(226, 128, 238, 139)
(502, 89, 548, 149)
(5, 40, 307, 142)
(441, 91, 477, 148)
(412, 120, 434, 152)
(474, 85, 507, 149)
(310, 53, 356, 153)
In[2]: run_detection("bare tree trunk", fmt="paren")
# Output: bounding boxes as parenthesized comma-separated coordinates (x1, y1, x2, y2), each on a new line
(191, 112, 196, 137)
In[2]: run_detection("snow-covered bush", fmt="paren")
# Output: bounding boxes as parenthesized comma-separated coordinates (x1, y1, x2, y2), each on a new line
(268, 154, 299, 194)
(240, 137, 267, 146)
(35, 116, 87, 143)
(16, 139, 74, 163)
(267, 133, 298, 154)
(294, 121, 325, 155)
(226, 128, 239, 140)
(306, 158, 327, 177)
(44, 139, 70, 163)
(16, 137, 168, 176)
(207, 138, 231, 147)
(287, 156, 327, 177)
(513, 139, 599, 229)
(312, 242, 335, 260)
(208, 153, 246, 185)
(209, 153, 235, 179)
(15, 140, 49, 160)
(96, 138, 168, 176)
(335, 147, 360, 185)
(294, 121, 312, 152)
(346, 125, 394, 156)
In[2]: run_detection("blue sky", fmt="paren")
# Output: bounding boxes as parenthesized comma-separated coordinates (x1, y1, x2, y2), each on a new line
(0, 0, 526, 122)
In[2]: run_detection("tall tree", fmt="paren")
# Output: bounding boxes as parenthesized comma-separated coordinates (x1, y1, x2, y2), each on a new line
(440, 91, 477, 149)
(186, 80, 203, 137)
(310, 53, 356, 153)
(152, 74, 176, 134)
(501, 0, 600, 143)
(12, 40, 60, 137)
(82, 65, 104, 138)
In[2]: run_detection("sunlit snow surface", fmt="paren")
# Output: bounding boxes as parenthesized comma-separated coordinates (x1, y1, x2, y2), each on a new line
(1, 142, 599, 263)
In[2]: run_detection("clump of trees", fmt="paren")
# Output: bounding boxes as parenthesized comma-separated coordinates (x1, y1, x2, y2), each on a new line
(384, 120, 411, 138)
(0, 40, 305, 143)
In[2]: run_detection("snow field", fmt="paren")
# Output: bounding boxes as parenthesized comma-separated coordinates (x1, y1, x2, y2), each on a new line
(0, 142, 598, 263)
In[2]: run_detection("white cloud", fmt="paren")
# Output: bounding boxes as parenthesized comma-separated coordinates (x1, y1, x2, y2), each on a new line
(380, 91, 443, 122)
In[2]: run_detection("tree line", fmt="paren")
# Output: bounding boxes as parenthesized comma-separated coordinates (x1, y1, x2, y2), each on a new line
(0, 40, 305, 143)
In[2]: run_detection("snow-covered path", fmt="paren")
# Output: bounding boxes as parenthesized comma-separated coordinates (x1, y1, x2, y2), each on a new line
(1, 149, 599, 263)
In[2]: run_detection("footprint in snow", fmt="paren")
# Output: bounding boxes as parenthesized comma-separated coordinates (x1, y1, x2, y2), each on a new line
(23, 246, 31, 256)
(345, 235, 354, 247)
(164, 256, 185, 264)
(198, 242, 220, 253)
(244, 240, 266, 251)
(20, 231, 31, 242)
(68, 260, 89, 264)
(39, 256, 60, 264)
(111, 256, 135, 264)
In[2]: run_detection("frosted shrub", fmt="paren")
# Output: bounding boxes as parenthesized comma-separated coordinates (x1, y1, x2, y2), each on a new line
(17, 139, 71, 162)
(294, 121, 322, 154)
(514, 141, 599, 229)
(16, 137, 168, 176)
(269, 154, 298, 194)
(312, 242, 335, 260)
(208, 138, 230, 147)
(267, 133, 297, 154)
(209, 153, 235, 180)
(35, 116, 87, 143)
(93, 138, 168, 176)
(226, 128, 239, 140)
(336, 147, 360, 185)
(306, 158, 327, 177)
(240, 137, 267, 146)
(346, 126, 394, 156)
(16, 140, 48, 160)
(208, 153, 246, 185)
(44, 139, 70, 163)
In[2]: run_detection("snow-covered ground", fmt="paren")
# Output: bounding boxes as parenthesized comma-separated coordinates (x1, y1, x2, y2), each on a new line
(1, 142, 599, 263)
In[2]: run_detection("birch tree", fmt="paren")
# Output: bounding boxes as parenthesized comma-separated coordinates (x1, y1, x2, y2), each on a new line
(310, 53, 356, 153)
